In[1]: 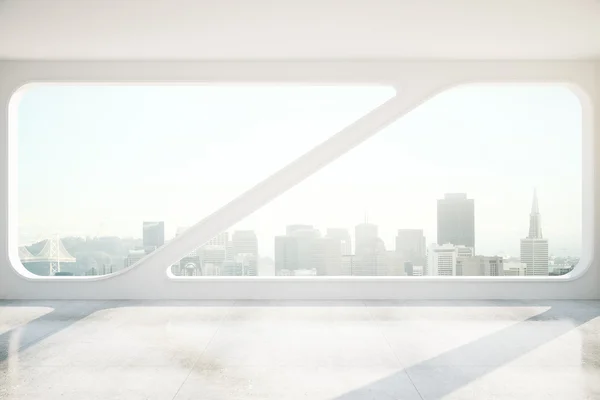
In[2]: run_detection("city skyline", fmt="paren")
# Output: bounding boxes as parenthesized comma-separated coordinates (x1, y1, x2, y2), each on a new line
(22, 190, 572, 258)
(17, 186, 581, 258)
(17, 85, 582, 257)
(19, 190, 578, 277)
(18, 190, 580, 259)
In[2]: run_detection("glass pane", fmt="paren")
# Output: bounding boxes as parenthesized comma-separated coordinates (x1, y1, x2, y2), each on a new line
(16, 84, 581, 277)
(16, 85, 394, 276)
(172, 85, 582, 277)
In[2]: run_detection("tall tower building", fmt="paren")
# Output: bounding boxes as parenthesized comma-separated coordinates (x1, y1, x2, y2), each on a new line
(143, 221, 165, 253)
(354, 223, 381, 275)
(437, 193, 475, 249)
(395, 229, 426, 266)
(199, 245, 227, 275)
(232, 230, 259, 276)
(275, 236, 299, 274)
(326, 228, 352, 255)
(205, 232, 229, 246)
(286, 225, 315, 236)
(355, 223, 378, 255)
(232, 231, 258, 257)
(520, 190, 549, 276)
(275, 226, 341, 276)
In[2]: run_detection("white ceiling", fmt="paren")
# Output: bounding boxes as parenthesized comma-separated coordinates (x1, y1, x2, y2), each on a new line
(1, 0, 599, 60)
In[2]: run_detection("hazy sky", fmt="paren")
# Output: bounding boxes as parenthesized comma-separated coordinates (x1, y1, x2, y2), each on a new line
(17, 84, 582, 257)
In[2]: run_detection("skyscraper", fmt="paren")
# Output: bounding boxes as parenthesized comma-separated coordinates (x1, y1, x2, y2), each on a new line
(428, 243, 458, 276)
(395, 229, 426, 265)
(232, 231, 258, 257)
(275, 235, 300, 274)
(232, 230, 259, 276)
(143, 221, 164, 253)
(205, 232, 229, 246)
(286, 225, 314, 236)
(355, 223, 378, 255)
(199, 245, 226, 275)
(312, 237, 342, 276)
(325, 228, 352, 255)
(125, 249, 146, 268)
(520, 190, 549, 276)
(427, 243, 473, 276)
(275, 226, 341, 276)
(437, 193, 475, 249)
(354, 223, 379, 275)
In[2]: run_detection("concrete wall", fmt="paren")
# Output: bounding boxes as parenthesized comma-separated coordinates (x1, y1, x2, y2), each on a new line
(0, 60, 598, 299)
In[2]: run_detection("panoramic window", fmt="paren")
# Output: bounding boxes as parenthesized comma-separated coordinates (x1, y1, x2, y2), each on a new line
(14, 84, 582, 278)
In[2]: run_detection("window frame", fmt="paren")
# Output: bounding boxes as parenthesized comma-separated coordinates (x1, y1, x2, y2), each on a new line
(0, 60, 597, 299)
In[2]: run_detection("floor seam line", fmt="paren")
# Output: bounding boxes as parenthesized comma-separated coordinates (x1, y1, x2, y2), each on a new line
(364, 303, 426, 400)
(170, 301, 234, 400)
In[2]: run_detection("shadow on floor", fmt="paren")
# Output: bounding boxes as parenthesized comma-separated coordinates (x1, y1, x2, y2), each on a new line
(334, 301, 600, 399)
(0, 300, 112, 363)
(1, 300, 598, 399)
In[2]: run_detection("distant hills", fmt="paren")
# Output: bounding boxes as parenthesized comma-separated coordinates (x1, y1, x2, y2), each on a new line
(26, 236, 142, 274)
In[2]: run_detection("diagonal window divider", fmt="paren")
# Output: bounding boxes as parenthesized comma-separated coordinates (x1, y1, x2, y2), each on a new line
(123, 84, 444, 277)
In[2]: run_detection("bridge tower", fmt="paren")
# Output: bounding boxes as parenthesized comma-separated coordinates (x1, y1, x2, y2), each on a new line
(48, 234, 61, 275)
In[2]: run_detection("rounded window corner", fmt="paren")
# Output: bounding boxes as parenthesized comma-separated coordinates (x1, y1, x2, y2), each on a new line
(7, 80, 40, 111)
(7, 249, 44, 280)
(559, 256, 595, 282)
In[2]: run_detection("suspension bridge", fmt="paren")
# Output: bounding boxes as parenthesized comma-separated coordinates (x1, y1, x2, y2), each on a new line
(19, 236, 76, 275)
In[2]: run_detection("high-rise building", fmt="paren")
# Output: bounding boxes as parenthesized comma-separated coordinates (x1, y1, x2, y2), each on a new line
(341, 251, 402, 276)
(520, 190, 549, 276)
(355, 223, 378, 254)
(395, 229, 426, 266)
(275, 236, 299, 274)
(232, 231, 258, 256)
(404, 261, 414, 276)
(275, 226, 341, 276)
(381, 250, 406, 276)
(354, 223, 381, 275)
(456, 246, 474, 258)
(221, 253, 257, 276)
(326, 228, 352, 255)
(173, 229, 231, 275)
(456, 255, 504, 276)
(205, 232, 229, 246)
(231, 231, 259, 275)
(428, 243, 459, 276)
(200, 245, 226, 275)
(341, 255, 355, 276)
(286, 225, 315, 236)
(503, 261, 527, 276)
(143, 221, 164, 253)
(225, 241, 234, 262)
(124, 249, 146, 268)
(312, 237, 342, 276)
(437, 193, 475, 249)
(275, 226, 319, 275)
(484, 256, 504, 276)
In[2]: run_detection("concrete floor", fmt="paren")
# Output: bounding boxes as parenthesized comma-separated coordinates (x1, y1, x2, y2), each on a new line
(0, 300, 599, 400)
